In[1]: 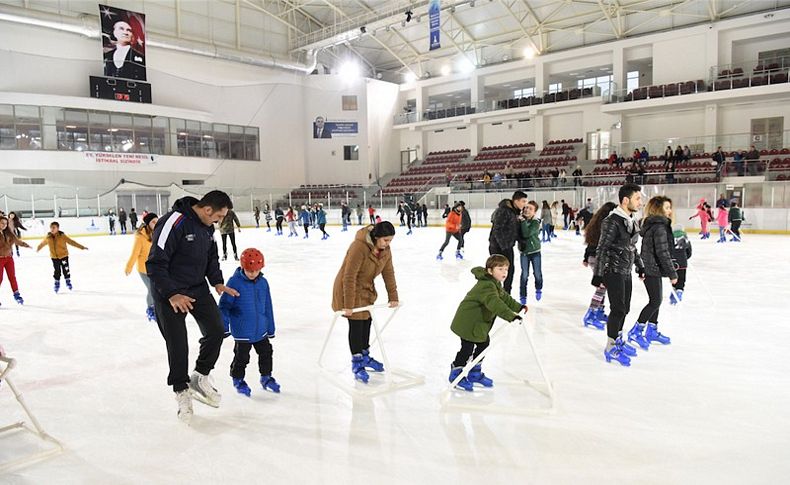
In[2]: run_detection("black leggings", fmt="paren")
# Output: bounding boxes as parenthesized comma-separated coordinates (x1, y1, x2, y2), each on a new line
(731, 220, 741, 238)
(51, 257, 71, 280)
(452, 336, 491, 367)
(347, 318, 372, 355)
(439, 232, 462, 252)
(369, 215, 375, 224)
(603, 273, 633, 339)
(303, 223, 309, 235)
(489, 243, 515, 294)
(266, 219, 271, 229)
(319, 223, 328, 236)
(221, 232, 237, 256)
(673, 269, 686, 291)
(276, 218, 283, 232)
(637, 276, 663, 325)
(230, 338, 273, 379)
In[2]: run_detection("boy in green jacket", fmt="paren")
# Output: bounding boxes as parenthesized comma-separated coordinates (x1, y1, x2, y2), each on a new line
(518, 201, 543, 305)
(449, 254, 527, 391)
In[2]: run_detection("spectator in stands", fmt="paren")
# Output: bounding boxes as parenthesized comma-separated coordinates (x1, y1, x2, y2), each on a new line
(733, 150, 745, 176)
(674, 146, 684, 165)
(466, 174, 474, 190)
(745, 145, 760, 176)
(640, 147, 649, 162)
(665, 158, 676, 184)
(483, 171, 492, 191)
(523, 171, 533, 188)
(626, 161, 639, 183)
(608, 152, 617, 166)
(637, 162, 647, 185)
(616, 154, 625, 168)
(493, 172, 503, 189)
(559, 168, 568, 187)
(505, 162, 514, 187)
(712, 146, 726, 178)
(550, 167, 560, 187)
(683, 145, 691, 162)
(662, 146, 673, 167)
(632, 148, 640, 160)
(573, 166, 583, 186)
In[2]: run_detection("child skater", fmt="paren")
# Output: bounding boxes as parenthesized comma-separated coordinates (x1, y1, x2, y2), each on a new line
(669, 223, 692, 305)
(125, 212, 158, 322)
(285, 206, 298, 237)
(689, 198, 711, 239)
(627, 196, 678, 350)
(518, 201, 543, 304)
(219, 248, 280, 396)
(448, 254, 527, 391)
(36, 221, 88, 292)
(582, 202, 617, 329)
(715, 204, 729, 243)
(0, 215, 31, 305)
(728, 201, 743, 242)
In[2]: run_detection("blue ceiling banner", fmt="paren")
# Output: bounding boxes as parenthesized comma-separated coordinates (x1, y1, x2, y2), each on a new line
(429, 0, 441, 51)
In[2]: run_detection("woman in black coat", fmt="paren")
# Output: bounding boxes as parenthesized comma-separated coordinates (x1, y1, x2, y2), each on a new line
(628, 196, 678, 350)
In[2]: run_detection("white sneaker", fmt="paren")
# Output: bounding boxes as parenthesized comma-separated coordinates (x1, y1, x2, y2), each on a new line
(175, 389, 193, 423)
(189, 371, 221, 408)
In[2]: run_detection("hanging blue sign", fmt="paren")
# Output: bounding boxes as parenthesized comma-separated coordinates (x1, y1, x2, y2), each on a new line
(429, 0, 441, 51)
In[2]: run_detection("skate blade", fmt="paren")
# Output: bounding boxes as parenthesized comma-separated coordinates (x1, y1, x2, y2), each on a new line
(189, 389, 220, 408)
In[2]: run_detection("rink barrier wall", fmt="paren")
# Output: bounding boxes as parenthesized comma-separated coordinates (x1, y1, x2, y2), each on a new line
(15, 206, 790, 239)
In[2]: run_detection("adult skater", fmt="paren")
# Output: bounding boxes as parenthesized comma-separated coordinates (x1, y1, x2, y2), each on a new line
(118, 208, 128, 235)
(459, 201, 471, 252)
(332, 221, 399, 383)
(628, 196, 677, 350)
(317, 204, 329, 240)
(421, 204, 429, 227)
(397, 202, 405, 227)
(355, 204, 363, 225)
(539, 201, 552, 242)
(436, 203, 463, 260)
(368, 205, 376, 224)
(341, 202, 351, 232)
(146, 190, 240, 423)
(7, 212, 25, 257)
(108, 209, 116, 235)
(285, 206, 298, 237)
(299, 205, 311, 238)
(402, 202, 413, 235)
(0, 215, 31, 305)
(274, 206, 285, 235)
(253, 206, 260, 228)
(582, 202, 617, 329)
(129, 208, 138, 230)
(489, 190, 528, 294)
(263, 203, 272, 232)
(125, 212, 158, 322)
(219, 208, 241, 260)
(594, 183, 644, 366)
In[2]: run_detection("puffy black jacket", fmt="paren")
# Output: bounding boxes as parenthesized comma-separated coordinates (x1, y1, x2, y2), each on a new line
(146, 197, 224, 300)
(489, 199, 521, 250)
(461, 209, 471, 233)
(594, 211, 644, 276)
(671, 226, 692, 269)
(640, 216, 678, 279)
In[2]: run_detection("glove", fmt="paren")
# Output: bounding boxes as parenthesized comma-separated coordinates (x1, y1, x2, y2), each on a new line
(521, 305, 528, 313)
(512, 314, 523, 323)
(636, 268, 645, 279)
(591, 275, 603, 287)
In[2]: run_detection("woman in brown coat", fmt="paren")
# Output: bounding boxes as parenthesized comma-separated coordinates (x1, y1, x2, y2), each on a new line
(332, 221, 399, 383)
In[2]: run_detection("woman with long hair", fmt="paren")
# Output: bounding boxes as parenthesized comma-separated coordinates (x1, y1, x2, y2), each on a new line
(540, 201, 552, 242)
(627, 196, 678, 350)
(582, 202, 617, 329)
(0, 215, 31, 305)
(550, 201, 561, 238)
(8, 212, 26, 257)
(125, 212, 159, 321)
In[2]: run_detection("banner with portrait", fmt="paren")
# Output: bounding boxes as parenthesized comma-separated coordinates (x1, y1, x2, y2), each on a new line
(99, 4, 147, 81)
(312, 116, 359, 139)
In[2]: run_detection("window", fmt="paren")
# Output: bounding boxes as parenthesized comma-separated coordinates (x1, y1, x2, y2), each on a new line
(588, 131, 611, 160)
(57, 109, 89, 151)
(342, 95, 358, 111)
(548, 83, 562, 94)
(627, 71, 640, 92)
(0, 105, 15, 149)
(14, 105, 42, 150)
(344, 145, 360, 161)
(513, 88, 535, 98)
(576, 75, 613, 94)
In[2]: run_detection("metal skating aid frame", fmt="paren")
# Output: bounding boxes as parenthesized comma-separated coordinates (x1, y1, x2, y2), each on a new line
(440, 312, 556, 415)
(318, 304, 424, 398)
(0, 355, 64, 472)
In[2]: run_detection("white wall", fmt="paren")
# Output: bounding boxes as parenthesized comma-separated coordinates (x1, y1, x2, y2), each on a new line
(481, 119, 534, 147)
(367, 79, 401, 182)
(623, 108, 706, 145)
(426, 127, 472, 152)
(544, 112, 583, 142)
(718, 99, 790, 135)
(652, 33, 709, 84)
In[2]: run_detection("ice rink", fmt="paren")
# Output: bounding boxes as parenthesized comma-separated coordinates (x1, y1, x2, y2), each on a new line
(2, 223, 789, 484)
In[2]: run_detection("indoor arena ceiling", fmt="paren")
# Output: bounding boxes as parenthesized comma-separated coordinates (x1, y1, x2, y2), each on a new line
(1, 0, 789, 81)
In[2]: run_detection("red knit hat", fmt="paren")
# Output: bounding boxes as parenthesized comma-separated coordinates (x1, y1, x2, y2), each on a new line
(240, 248, 264, 272)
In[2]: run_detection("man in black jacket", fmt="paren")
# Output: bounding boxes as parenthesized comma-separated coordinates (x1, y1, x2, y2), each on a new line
(489, 190, 528, 294)
(147, 190, 240, 423)
(594, 183, 644, 366)
(458, 201, 471, 251)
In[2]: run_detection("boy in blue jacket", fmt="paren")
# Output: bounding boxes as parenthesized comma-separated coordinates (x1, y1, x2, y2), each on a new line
(219, 248, 281, 396)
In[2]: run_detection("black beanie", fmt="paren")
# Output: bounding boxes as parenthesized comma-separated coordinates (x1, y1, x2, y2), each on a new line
(143, 212, 158, 226)
(370, 220, 396, 240)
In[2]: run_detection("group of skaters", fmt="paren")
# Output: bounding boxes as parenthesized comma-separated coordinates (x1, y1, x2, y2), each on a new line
(396, 201, 429, 235)
(689, 194, 744, 242)
(106, 207, 148, 235)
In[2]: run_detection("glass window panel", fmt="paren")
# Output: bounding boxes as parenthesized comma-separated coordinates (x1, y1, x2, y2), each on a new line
(151, 116, 168, 155)
(213, 123, 229, 159)
(229, 125, 245, 160)
(110, 113, 134, 152)
(0, 105, 16, 149)
(88, 111, 112, 151)
(57, 109, 89, 151)
(14, 105, 42, 149)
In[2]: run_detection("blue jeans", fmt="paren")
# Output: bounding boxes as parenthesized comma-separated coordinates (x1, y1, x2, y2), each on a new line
(519, 252, 543, 298)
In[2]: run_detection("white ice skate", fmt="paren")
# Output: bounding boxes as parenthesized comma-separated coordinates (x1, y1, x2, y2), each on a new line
(175, 389, 193, 423)
(188, 371, 221, 408)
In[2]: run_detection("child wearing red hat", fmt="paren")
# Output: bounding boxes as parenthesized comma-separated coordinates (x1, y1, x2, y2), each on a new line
(218, 248, 280, 396)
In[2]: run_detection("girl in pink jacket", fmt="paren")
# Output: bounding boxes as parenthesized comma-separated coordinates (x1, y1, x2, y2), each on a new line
(716, 206, 729, 243)
(689, 199, 712, 239)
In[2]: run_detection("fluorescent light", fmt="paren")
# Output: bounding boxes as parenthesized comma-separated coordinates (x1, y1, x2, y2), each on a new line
(523, 47, 536, 59)
(440, 65, 451, 76)
(65, 125, 77, 129)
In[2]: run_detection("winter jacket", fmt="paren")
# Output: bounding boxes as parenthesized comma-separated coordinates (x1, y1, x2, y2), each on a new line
(460, 209, 471, 234)
(341, 205, 351, 217)
(583, 245, 597, 264)
(518, 218, 541, 254)
(728, 207, 743, 222)
(576, 208, 593, 226)
(450, 267, 522, 343)
(442, 206, 451, 218)
(594, 208, 644, 277)
(129, 211, 138, 226)
(219, 210, 241, 235)
(671, 225, 692, 270)
(118, 210, 127, 223)
(1, 230, 30, 257)
(332, 226, 398, 320)
(219, 267, 275, 342)
(299, 209, 311, 224)
(146, 197, 224, 300)
(540, 207, 552, 225)
(275, 208, 284, 220)
(639, 216, 678, 279)
(264, 208, 272, 221)
(716, 208, 728, 227)
(286, 209, 296, 222)
(445, 210, 461, 233)
(316, 209, 327, 225)
(551, 207, 561, 226)
(489, 199, 521, 250)
(125, 227, 153, 274)
(37, 231, 86, 259)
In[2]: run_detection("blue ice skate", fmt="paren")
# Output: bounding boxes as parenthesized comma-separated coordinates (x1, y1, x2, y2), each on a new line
(583, 309, 605, 330)
(260, 375, 281, 393)
(455, 250, 463, 260)
(232, 378, 251, 397)
(13, 291, 23, 305)
(645, 323, 671, 345)
(604, 344, 631, 366)
(54, 280, 60, 293)
(362, 349, 384, 372)
(146, 306, 157, 322)
(535, 290, 542, 301)
(65, 278, 73, 291)
(351, 354, 369, 383)
(520, 296, 527, 305)
(448, 366, 473, 391)
(436, 252, 443, 260)
(627, 322, 650, 350)
(467, 364, 493, 387)
(594, 307, 608, 323)
(615, 335, 638, 356)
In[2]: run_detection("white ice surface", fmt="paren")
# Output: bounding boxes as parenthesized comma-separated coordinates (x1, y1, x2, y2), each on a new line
(1, 224, 789, 484)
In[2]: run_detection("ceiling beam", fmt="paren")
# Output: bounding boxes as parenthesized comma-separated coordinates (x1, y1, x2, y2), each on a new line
(241, 0, 305, 34)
